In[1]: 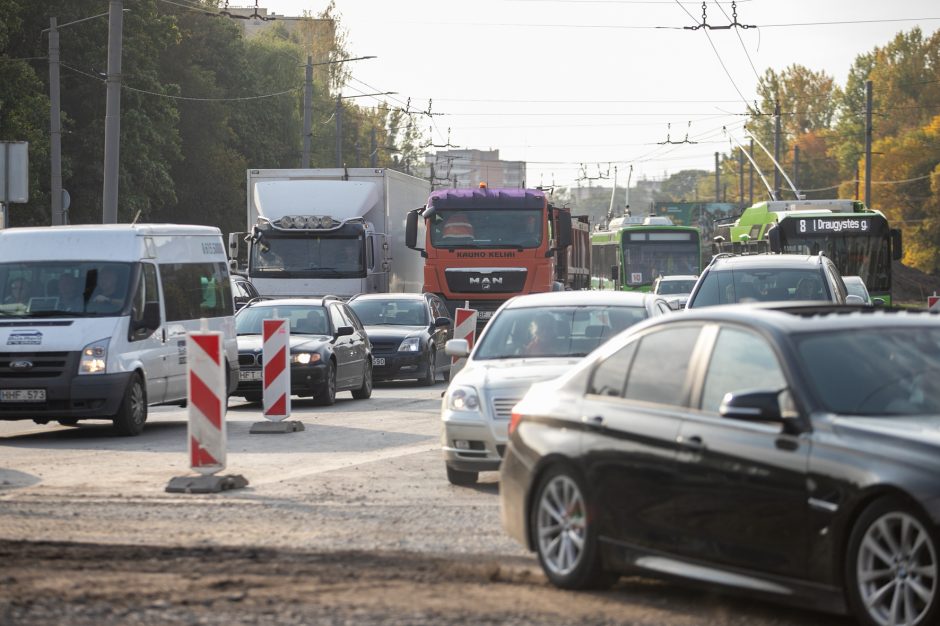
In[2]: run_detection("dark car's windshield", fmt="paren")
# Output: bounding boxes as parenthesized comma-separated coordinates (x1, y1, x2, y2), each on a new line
(797, 327, 940, 415)
(348, 299, 428, 326)
(474, 305, 649, 360)
(656, 279, 697, 295)
(236, 305, 329, 335)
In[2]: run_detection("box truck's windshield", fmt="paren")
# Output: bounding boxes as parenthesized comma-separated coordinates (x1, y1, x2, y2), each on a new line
(0, 262, 133, 317)
(250, 235, 365, 278)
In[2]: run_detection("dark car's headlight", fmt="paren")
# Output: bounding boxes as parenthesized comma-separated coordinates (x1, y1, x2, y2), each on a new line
(398, 337, 421, 352)
(291, 352, 321, 365)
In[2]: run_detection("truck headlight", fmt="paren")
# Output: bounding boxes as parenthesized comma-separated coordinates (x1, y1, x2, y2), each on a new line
(447, 385, 480, 412)
(79, 338, 109, 375)
(398, 337, 421, 352)
(291, 352, 321, 365)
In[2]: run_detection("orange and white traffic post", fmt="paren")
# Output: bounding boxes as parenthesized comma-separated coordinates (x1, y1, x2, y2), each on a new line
(450, 307, 478, 377)
(249, 318, 304, 434)
(166, 326, 247, 493)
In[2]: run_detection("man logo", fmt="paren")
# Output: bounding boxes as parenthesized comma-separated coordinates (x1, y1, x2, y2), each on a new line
(468, 276, 503, 291)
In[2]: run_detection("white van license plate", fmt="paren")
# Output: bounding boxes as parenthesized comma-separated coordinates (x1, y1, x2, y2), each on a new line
(1, 389, 46, 402)
(373, 358, 386, 366)
(239, 370, 262, 382)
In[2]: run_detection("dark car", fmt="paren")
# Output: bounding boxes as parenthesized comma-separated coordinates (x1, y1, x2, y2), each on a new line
(686, 253, 863, 307)
(500, 304, 940, 626)
(230, 274, 261, 311)
(347, 292, 453, 385)
(234, 296, 372, 405)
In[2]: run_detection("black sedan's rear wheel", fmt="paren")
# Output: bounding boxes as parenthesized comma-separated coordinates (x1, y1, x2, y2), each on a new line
(846, 497, 939, 626)
(532, 465, 617, 590)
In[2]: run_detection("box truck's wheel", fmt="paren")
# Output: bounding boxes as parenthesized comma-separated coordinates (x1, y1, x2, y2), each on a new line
(313, 360, 336, 406)
(113, 373, 147, 436)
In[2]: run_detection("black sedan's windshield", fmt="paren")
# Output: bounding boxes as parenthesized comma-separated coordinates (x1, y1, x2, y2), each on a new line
(797, 327, 940, 415)
(349, 299, 428, 326)
(236, 305, 329, 336)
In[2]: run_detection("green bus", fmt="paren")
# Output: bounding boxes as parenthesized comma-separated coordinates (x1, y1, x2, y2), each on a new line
(719, 199, 902, 303)
(591, 216, 702, 291)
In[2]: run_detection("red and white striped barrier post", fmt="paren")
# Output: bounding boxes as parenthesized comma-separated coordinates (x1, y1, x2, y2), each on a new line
(166, 327, 247, 493)
(263, 318, 291, 420)
(450, 307, 478, 377)
(249, 318, 304, 434)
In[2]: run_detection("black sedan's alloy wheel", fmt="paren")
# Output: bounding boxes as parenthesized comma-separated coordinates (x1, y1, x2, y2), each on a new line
(532, 465, 617, 590)
(847, 498, 939, 626)
(314, 361, 336, 406)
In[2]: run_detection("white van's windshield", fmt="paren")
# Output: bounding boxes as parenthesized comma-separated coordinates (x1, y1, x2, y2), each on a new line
(0, 262, 133, 317)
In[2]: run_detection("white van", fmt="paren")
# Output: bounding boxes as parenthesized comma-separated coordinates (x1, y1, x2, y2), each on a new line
(0, 224, 238, 435)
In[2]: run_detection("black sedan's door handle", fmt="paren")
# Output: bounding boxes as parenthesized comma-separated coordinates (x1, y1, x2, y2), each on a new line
(676, 435, 706, 452)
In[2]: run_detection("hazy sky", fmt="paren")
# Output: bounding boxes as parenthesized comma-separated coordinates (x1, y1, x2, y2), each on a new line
(256, 0, 940, 189)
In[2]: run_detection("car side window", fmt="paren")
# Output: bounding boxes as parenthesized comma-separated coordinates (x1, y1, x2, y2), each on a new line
(690, 271, 719, 307)
(624, 326, 701, 406)
(430, 297, 448, 321)
(588, 341, 637, 397)
(700, 326, 788, 413)
(328, 303, 346, 331)
(340, 304, 363, 331)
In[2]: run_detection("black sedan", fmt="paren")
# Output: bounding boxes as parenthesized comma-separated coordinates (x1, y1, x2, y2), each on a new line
(234, 297, 372, 405)
(348, 292, 453, 385)
(501, 304, 940, 626)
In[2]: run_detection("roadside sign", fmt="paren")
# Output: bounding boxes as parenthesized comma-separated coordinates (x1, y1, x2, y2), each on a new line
(451, 308, 478, 377)
(929, 296, 940, 311)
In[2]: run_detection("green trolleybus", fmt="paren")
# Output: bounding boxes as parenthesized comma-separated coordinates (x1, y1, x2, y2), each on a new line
(721, 199, 902, 303)
(591, 216, 702, 291)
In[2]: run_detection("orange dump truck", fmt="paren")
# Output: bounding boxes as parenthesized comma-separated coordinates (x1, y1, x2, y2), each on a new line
(405, 186, 573, 327)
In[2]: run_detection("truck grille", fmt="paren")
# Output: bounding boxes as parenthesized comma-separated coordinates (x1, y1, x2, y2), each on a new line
(444, 269, 527, 294)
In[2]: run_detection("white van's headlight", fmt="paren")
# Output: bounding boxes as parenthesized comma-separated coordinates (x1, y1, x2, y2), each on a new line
(398, 337, 421, 352)
(79, 338, 109, 375)
(447, 385, 480, 412)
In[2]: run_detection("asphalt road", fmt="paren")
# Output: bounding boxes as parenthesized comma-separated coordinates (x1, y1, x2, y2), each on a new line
(0, 381, 851, 625)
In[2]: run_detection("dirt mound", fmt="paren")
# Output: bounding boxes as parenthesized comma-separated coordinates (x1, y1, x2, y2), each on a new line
(893, 262, 940, 305)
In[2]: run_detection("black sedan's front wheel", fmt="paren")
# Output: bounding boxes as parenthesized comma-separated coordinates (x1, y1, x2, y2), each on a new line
(846, 497, 939, 626)
(417, 349, 435, 386)
(313, 361, 336, 406)
(531, 465, 617, 590)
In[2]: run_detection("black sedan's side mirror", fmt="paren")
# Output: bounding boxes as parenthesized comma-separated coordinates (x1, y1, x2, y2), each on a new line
(434, 316, 452, 328)
(719, 390, 783, 423)
(335, 326, 354, 338)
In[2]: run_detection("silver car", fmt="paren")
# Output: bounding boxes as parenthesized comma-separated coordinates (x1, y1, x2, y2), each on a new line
(440, 290, 672, 485)
(841, 275, 876, 305)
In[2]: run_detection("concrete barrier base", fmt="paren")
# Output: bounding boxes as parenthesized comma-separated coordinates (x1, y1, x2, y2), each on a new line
(165, 474, 249, 494)
(249, 420, 305, 434)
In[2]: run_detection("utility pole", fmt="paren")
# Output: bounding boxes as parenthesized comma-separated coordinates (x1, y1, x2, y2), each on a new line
(102, 0, 123, 223)
(748, 138, 754, 205)
(864, 80, 873, 208)
(793, 145, 800, 195)
(334, 94, 342, 167)
(370, 126, 377, 168)
(302, 55, 313, 168)
(48, 17, 63, 225)
(773, 99, 781, 201)
(714, 152, 720, 203)
(854, 165, 860, 201)
(737, 148, 744, 207)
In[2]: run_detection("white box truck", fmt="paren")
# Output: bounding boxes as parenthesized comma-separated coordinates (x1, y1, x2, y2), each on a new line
(0, 224, 238, 436)
(234, 168, 430, 298)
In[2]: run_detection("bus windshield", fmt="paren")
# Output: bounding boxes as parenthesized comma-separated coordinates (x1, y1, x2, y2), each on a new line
(778, 228, 891, 293)
(621, 232, 700, 286)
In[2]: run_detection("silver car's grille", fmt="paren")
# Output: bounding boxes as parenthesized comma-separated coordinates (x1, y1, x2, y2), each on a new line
(491, 395, 523, 421)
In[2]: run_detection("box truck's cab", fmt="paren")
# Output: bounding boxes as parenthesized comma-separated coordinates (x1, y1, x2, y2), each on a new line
(0, 224, 238, 435)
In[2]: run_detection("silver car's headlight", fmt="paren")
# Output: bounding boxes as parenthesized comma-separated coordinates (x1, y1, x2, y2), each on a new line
(78, 338, 109, 375)
(398, 337, 421, 352)
(446, 385, 480, 412)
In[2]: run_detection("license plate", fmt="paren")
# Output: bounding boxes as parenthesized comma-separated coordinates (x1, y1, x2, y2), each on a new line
(0, 389, 46, 402)
(239, 370, 262, 382)
(373, 357, 386, 366)
(478, 310, 494, 320)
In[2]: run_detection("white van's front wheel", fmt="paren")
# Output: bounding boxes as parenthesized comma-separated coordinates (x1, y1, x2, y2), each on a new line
(113, 373, 147, 436)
